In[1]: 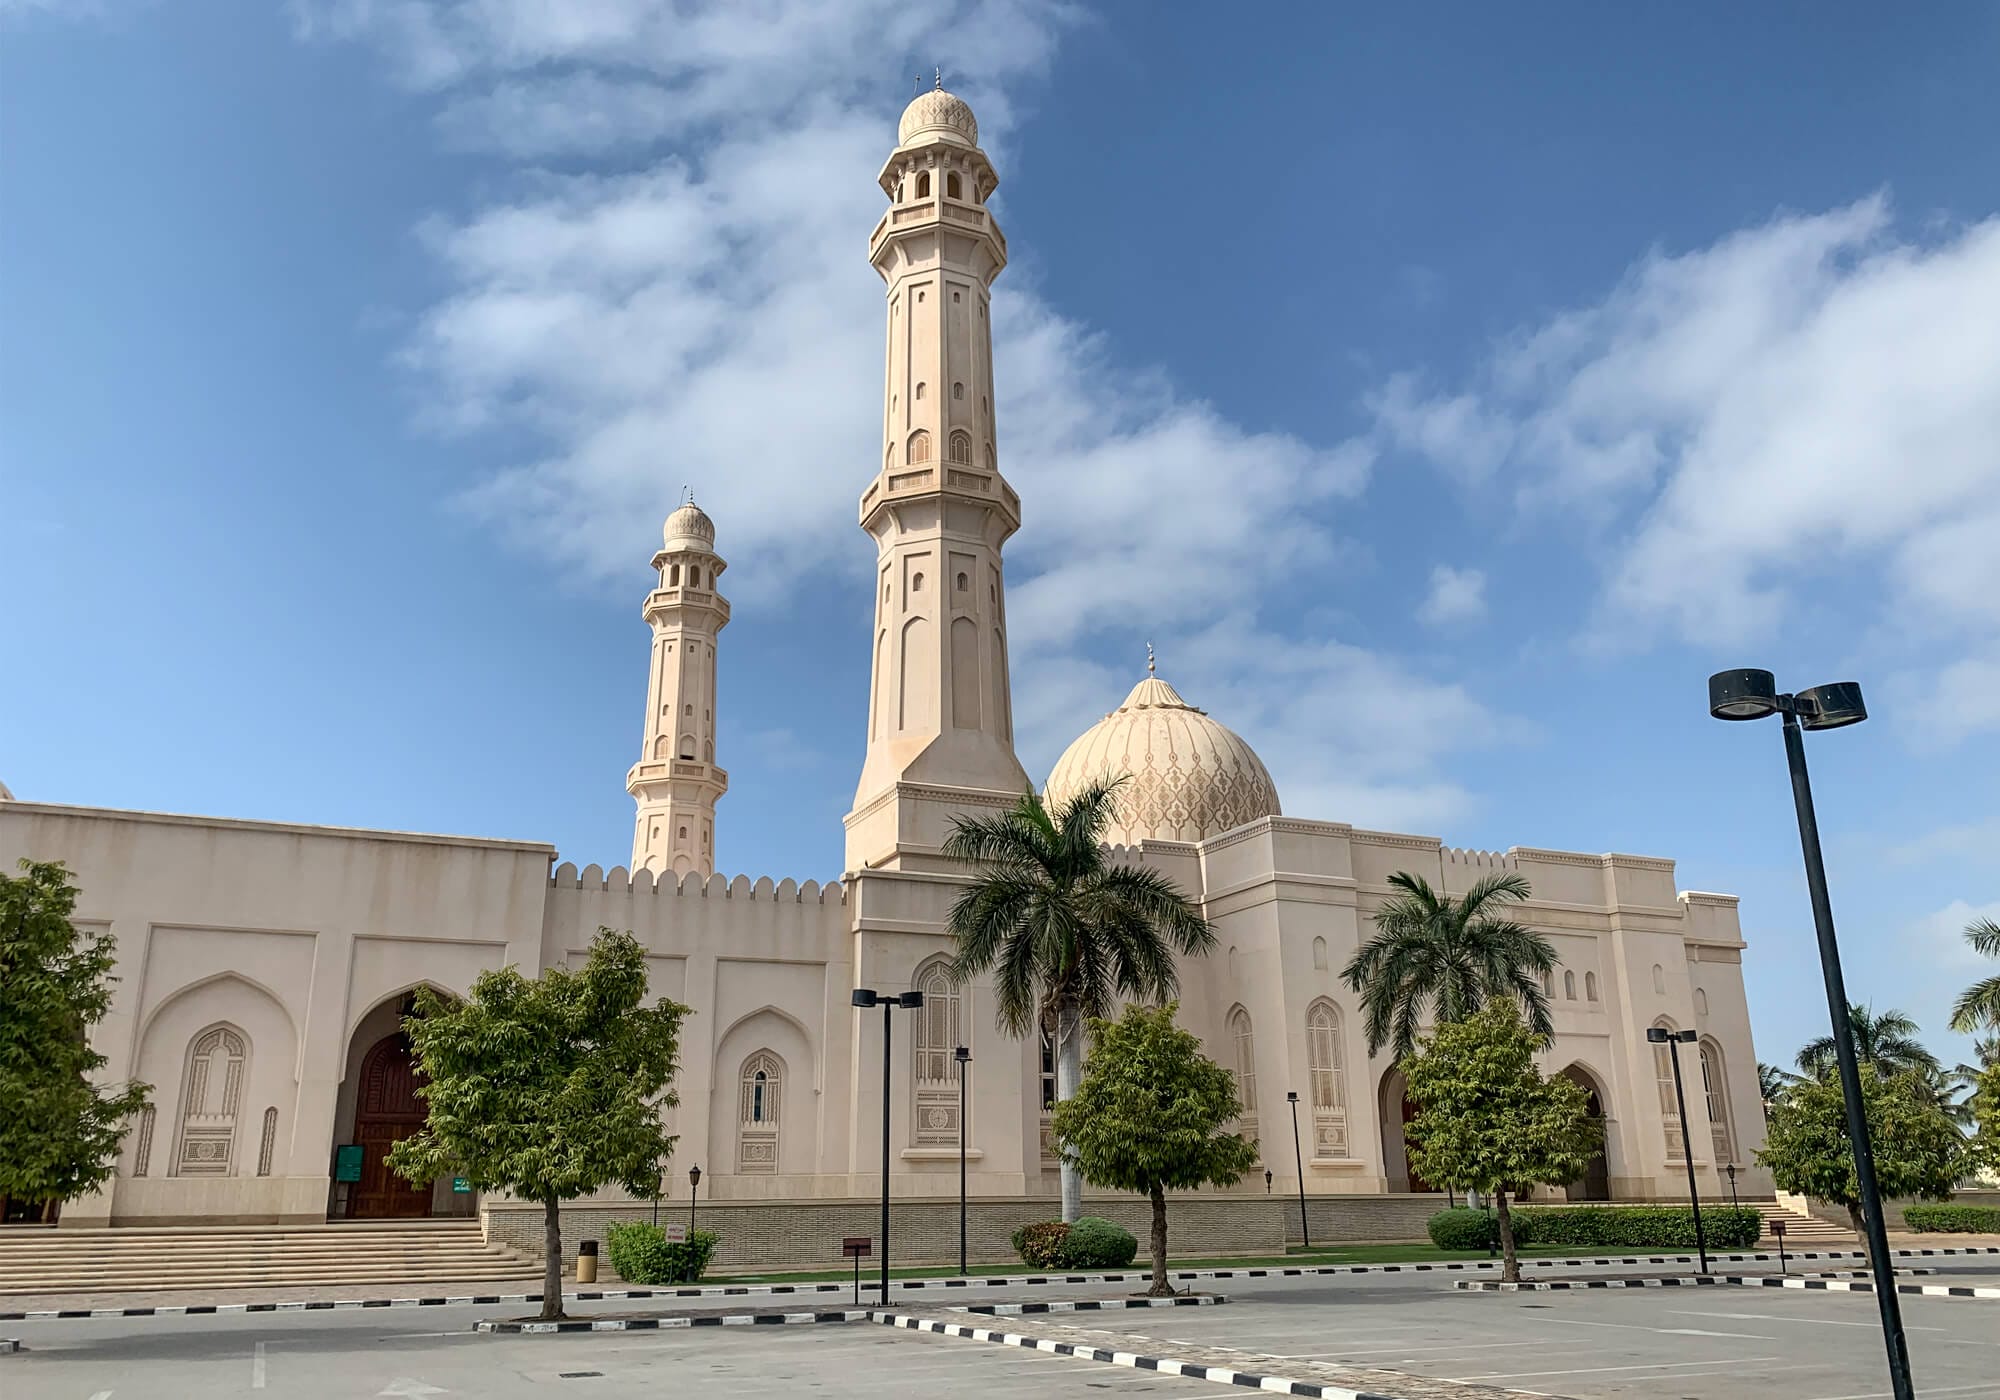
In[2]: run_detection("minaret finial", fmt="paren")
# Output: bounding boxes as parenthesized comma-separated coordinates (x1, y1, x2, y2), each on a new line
(935, 67, 943, 91)
(1146, 642, 1156, 676)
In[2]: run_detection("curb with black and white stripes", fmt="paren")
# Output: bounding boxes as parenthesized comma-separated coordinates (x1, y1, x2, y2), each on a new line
(5, 1244, 1993, 1323)
(1459, 1274, 2000, 1300)
(876, 1313, 1396, 1400)
(473, 1295, 1225, 1335)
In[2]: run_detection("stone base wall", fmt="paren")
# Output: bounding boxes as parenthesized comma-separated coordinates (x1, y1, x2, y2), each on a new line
(1795, 1190, 2000, 1231)
(482, 1193, 1403, 1272)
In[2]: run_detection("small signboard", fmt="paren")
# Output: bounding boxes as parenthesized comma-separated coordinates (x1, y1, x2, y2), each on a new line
(842, 1236, 871, 1258)
(663, 1223, 688, 1243)
(451, 1176, 471, 1194)
(333, 1144, 364, 1183)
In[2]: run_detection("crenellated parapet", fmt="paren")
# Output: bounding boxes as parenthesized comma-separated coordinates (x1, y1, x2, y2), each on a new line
(549, 862, 847, 905)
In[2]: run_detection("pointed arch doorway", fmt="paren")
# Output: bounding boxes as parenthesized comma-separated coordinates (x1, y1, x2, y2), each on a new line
(1559, 1065, 1612, 1201)
(347, 1030, 433, 1218)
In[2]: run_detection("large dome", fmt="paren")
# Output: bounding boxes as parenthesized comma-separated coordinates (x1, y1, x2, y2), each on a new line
(898, 86, 979, 149)
(1044, 666, 1280, 847)
(663, 500, 715, 553)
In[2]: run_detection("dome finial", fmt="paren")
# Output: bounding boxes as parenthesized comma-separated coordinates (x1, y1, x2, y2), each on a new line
(935, 66, 943, 91)
(1146, 641, 1155, 675)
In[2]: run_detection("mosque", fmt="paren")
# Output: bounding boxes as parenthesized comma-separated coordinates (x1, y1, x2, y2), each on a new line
(0, 87, 1767, 1235)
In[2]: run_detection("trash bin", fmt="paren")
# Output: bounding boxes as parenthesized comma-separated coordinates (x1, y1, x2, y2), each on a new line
(577, 1238, 599, 1284)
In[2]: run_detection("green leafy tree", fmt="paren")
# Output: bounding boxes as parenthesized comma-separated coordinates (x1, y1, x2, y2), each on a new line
(1968, 1055, 2000, 1181)
(1755, 1064, 1969, 1258)
(0, 861, 150, 1214)
(1399, 1002, 1600, 1282)
(945, 780, 1215, 1223)
(388, 928, 688, 1319)
(1051, 1002, 1258, 1295)
(1949, 918, 2000, 1035)
(1795, 1003, 1938, 1082)
(1343, 870, 1556, 1061)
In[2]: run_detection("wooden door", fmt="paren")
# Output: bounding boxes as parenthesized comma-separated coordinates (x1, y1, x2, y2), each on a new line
(347, 1033, 433, 1219)
(1400, 1093, 1435, 1194)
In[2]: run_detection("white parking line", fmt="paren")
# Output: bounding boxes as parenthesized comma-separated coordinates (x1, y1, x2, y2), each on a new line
(1801, 1384, 2000, 1400)
(1539, 1315, 1774, 1339)
(1667, 1309, 1947, 1330)
(252, 1340, 267, 1389)
(1455, 1355, 1781, 1381)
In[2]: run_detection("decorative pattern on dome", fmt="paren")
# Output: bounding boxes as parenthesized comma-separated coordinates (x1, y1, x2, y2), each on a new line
(664, 498, 716, 552)
(1044, 667, 1281, 847)
(899, 88, 979, 148)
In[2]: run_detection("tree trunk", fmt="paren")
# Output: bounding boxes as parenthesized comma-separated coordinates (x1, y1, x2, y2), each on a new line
(540, 1195, 564, 1321)
(1056, 996, 1083, 1223)
(1494, 1187, 1520, 1284)
(1848, 1201, 1869, 1267)
(1147, 1180, 1172, 1296)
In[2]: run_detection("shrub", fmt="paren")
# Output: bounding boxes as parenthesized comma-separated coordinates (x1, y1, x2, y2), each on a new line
(1512, 1204, 1761, 1250)
(1427, 1208, 1497, 1250)
(1065, 1216, 1139, 1268)
(1904, 1204, 2000, 1233)
(603, 1223, 719, 1284)
(1010, 1220, 1071, 1268)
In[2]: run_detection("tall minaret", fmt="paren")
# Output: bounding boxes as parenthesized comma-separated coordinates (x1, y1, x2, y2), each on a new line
(628, 500, 729, 878)
(845, 80, 1030, 872)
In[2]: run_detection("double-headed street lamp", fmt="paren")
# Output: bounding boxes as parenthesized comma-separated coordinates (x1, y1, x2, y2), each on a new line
(852, 987, 924, 1306)
(954, 1044, 972, 1276)
(1645, 1027, 1707, 1275)
(1709, 668, 1911, 1400)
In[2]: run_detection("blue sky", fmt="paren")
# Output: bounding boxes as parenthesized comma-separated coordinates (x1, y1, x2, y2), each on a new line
(5, 2, 1999, 1074)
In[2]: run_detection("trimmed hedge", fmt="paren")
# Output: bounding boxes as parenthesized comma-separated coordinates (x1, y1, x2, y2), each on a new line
(1426, 1204, 1762, 1251)
(1011, 1220, 1071, 1268)
(1904, 1204, 2000, 1234)
(604, 1223, 719, 1284)
(1066, 1216, 1139, 1268)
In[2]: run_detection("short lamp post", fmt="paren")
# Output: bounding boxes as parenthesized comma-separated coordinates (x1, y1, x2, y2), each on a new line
(1709, 668, 1911, 1400)
(1285, 1091, 1310, 1251)
(1646, 1027, 1708, 1274)
(1724, 1163, 1740, 1213)
(1264, 1169, 1273, 1194)
(852, 987, 925, 1306)
(954, 1044, 971, 1276)
(688, 1163, 701, 1234)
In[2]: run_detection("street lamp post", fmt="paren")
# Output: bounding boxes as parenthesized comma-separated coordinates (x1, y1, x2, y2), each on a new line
(1724, 1163, 1740, 1214)
(1285, 1091, 1310, 1251)
(954, 1044, 971, 1276)
(1646, 1027, 1708, 1274)
(688, 1163, 701, 1234)
(1264, 1169, 1273, 1194)
(1709, 669, 1912, 1400)
(852, 987, 925, 1306)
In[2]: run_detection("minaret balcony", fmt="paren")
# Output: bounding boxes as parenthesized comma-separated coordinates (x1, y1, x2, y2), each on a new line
(869, 198, 1006, 264)
(627, 759, 729, 789)
(860, 463, 1020, 533)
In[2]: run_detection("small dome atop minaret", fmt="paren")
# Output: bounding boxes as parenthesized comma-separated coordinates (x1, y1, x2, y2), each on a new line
(898, 84, 978, 149)
(663, 499, 715, 554)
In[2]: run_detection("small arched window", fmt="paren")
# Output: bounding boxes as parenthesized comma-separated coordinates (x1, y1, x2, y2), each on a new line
(915, 381, 927, 401)
(948, 430, 972, 465)
(678, 825, 688, 841)
(689, 565, 701, 588)
(1652, 963, 1666, 995)
(704, 739, 713, 762)
(1695, 987, 1710, 1016)
(955, 572, 968, 592)
(684, 703, 693, 717)
(912, 572, 925, 593)
(679, 736, 695, 760)
(1563, 970, 1577, 1001)
(916, 171, 930, 198)
(668, 563, 680, 585)
(952, 381, 964, 400)
(947, 172, 962, 199)
(1312, 936, 1328, 971)
(653, 735, 669, 760)
(908, 430, 932, 464)
(1585, 971, 1599, 1002)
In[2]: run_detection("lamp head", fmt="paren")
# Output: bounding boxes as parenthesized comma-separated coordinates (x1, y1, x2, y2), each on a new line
(1676, 1028, 1698, 1043)
(1286, 1090, 1299, 1103)
(953, 1045, 971, 1064)
(689, 1163, 701, 1187)
(898, 990, 926, 1009)
(851, 989, 879, 1008)
(1646, 1027, 1670, 1043)
(1709, 668, 1781, 721)
(1796, 681, 1866, 731)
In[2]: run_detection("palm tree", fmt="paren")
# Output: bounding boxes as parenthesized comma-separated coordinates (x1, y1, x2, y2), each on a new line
(1949, 918, 2000, 1035)
(1759, 1061, 1800, 1111)
(1341, 870, 1556, 1062)
(1795, 1003, 1939, 1082)
(944, 779, 1216, 1223)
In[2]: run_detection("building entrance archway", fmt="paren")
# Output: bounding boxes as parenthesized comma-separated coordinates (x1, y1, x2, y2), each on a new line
(347, 1031, 432, 1218)
(1377, 1068, 1435, 1194)
(1559, 1065, 1612, 1201)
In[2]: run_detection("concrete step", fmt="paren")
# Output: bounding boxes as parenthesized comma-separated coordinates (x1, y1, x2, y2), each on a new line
(1754, 1204, 1857, 1243)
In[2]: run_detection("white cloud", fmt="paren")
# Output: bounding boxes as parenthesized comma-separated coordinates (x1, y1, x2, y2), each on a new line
(1904, 899, 2000, 970)
(1417, 565, 1486, 626)
(306, 0, 1506, 828)
(1377, 196, 2000, 738)
(1885, 816, 2000, 867)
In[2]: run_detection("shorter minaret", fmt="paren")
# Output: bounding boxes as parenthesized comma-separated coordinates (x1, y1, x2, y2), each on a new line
(627, 499, 729, 878)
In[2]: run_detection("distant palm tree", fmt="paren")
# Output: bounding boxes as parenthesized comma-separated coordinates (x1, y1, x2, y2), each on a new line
(1795, 1003, 1939, 1082)
(1759, 1061, 1800, 1111)
(1949, 918, 2000, 1035)
(944, 779, 1216, 1223)
(1342, 870, 1556, 1062)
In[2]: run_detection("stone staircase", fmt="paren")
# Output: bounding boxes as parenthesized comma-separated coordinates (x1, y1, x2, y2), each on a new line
(0, 1220, 539, 1295)
(1755, 1202, 1858, 1247)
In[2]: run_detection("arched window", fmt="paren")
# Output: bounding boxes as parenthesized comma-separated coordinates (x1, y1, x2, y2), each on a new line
(1037, 1024, 1058, 1166)
(1700, 1038, 1736, 1164)
(1652, 963, 1666, 995)
(1563, 970, 1577, 1001)
(1227, 1005, 1257, 1120)
(947, 171, 962, 199)
(678, 735, 695, 760)
(1585, 971, 1599, 1002)
(173, 1024, 247, 1176)
(132, 1105, 157, 1177)
(1695, 987, 1709, 1016)
(688, 565, 701, 588)
(257, 1107, 279, 1177)
(653, 735, 669, 760)
(912, 571, 925, 593)
(915, 381, 927, 401)
(1651, 1019, 1684, 1161)
(912, 958, 963, 1147)
(668, 563, 680, 585)
(908, 430, 932, 464)
(1312, 936, 1328, 971)
(737, 1050, 784, 1174)
(948, 430, 972, 464)
(1541, 969, 1554, 998)
(1306, 999, 1348, 1157)
(955, 571, 968, 592)
(915, 171, 930, 199)
(952, 382, 964, 400)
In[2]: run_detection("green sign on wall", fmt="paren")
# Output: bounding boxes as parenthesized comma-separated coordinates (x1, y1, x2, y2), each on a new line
(333, 1144, 364, 1183)
(451, 1177, 471, 1194)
